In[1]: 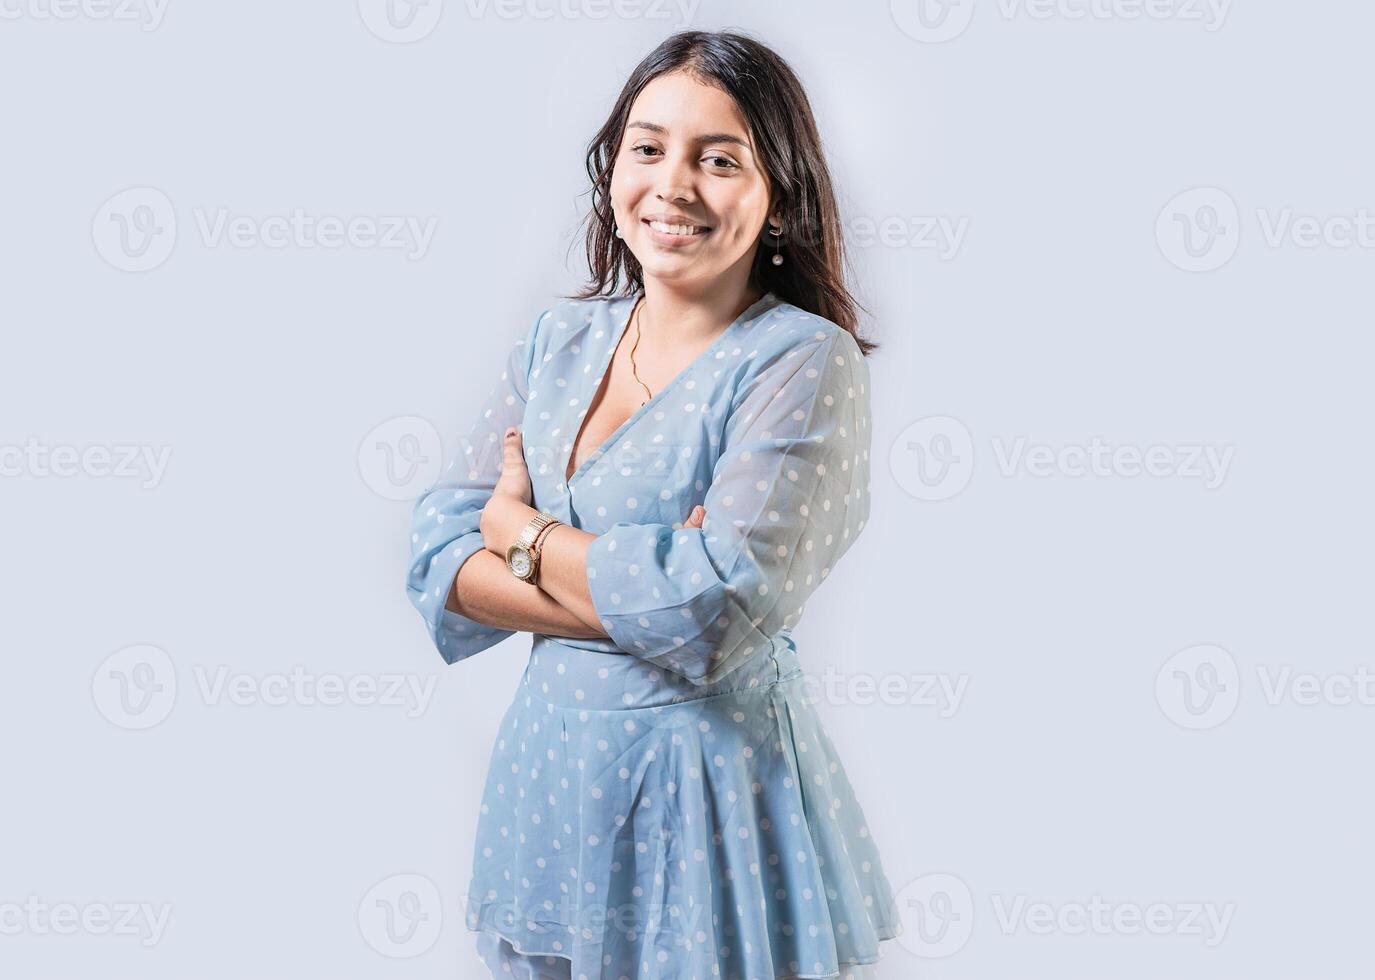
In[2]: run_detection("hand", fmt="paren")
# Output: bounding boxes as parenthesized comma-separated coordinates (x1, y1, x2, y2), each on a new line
(480, 427, 535, 556)
(684, 504, 705, 529)
(493, 426, 533, 507)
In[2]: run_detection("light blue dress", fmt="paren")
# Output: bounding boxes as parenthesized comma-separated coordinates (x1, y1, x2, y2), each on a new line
(405, 289, 902, 979)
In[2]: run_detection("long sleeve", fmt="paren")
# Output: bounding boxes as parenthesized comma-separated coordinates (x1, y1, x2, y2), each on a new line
(404, 309, 545, 664)
(583, 328, 872, 687)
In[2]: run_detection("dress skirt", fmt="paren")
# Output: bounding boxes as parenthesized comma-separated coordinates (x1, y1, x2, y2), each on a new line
(463, 635, 903, 979)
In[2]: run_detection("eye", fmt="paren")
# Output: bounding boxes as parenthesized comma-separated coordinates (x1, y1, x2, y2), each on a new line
(705, 154, 740, 170)
(630, 144, 661, 159)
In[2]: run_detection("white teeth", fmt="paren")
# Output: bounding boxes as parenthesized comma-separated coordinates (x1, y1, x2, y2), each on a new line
(648, 220, 706, 236)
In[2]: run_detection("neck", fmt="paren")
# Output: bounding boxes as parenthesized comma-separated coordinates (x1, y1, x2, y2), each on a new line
(636, 276, 765, 349)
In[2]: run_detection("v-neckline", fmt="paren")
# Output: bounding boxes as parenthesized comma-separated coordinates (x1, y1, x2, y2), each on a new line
(561, 287, 778, 488)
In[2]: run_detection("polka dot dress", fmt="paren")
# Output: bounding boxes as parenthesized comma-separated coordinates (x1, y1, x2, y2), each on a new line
(406, 290, 902, 978)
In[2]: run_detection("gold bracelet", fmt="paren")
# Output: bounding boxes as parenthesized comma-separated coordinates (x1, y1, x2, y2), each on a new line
(529, 518, 563, 586)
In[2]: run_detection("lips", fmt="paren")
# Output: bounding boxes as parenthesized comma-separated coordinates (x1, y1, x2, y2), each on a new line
(642, 219, 712, 246)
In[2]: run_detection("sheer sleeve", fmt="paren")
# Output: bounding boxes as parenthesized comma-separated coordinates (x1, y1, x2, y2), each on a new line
(583, 328, 872, 686)
(404, 309, 545, 664)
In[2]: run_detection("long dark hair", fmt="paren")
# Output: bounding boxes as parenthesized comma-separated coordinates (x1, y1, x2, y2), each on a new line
(564, 30, 877, 356)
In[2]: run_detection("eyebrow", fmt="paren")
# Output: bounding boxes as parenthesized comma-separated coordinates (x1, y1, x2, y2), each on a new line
(626, 120, 751, 150)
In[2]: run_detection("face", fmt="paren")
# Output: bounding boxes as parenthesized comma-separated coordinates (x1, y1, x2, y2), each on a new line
(609, 70, 776, 291)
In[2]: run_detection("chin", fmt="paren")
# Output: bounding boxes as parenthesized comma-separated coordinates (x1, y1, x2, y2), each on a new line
(638, 255, 704, 275)
(640, 264, 716, 285)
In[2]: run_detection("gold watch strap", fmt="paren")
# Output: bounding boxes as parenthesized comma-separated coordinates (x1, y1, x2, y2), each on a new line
(531, 518, 561, 556)
(516, 513, 556, 549)
(528, 519, 562, 585)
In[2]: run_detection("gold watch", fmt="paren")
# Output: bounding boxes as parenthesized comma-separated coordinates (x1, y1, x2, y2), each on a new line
(506, 513, 561, 585)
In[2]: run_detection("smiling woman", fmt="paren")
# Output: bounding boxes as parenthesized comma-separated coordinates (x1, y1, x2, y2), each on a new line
(405, 29, 899, 980)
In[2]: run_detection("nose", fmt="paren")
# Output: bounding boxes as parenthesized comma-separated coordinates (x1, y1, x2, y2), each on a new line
(654, 149, 698, 206)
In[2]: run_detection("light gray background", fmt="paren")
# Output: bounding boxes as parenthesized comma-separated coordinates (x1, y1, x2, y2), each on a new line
(2, 1, 1370, 977)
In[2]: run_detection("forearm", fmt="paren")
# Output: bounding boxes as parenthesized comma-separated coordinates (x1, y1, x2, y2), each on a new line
(528, 522, 607, 634)
(446, 547, 605, 638)
(478, 494, 609, 637)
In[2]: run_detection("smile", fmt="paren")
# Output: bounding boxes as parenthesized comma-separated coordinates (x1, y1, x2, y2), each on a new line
(644, 219, 710, 237)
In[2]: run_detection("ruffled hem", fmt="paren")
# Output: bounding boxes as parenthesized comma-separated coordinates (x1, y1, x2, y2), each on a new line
(463, 670, 902, 980)
(471, 922, 903, 979)
(467, 923, 907, 973)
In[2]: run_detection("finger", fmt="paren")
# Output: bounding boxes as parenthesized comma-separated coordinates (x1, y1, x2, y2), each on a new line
(501, 427, 523, 470)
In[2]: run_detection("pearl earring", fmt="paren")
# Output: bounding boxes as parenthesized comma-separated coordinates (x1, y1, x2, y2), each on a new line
(614, 224, 623, 239)
(767, 222, 784, 265)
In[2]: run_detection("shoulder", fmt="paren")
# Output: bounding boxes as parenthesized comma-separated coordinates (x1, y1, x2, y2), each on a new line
(526, 294, 623, 361)
(502, 295, 613, 386)
(735, 300, 866, 396)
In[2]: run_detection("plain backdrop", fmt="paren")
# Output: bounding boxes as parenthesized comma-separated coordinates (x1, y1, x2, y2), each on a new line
(2, 2, 1371, 977)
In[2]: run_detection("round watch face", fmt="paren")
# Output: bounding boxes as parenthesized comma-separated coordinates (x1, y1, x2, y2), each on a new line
(509, 550, 532, 578)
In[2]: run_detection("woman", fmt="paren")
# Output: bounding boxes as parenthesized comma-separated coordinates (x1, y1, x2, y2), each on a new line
(405, 29, 901, 980)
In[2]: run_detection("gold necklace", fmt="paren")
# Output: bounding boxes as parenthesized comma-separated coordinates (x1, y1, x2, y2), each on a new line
(627, 299, 653, 407)
(626, 291, 762, 407)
